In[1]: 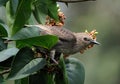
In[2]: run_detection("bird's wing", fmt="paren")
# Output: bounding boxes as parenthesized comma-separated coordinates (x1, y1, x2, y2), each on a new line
(33, 25, 76, 42)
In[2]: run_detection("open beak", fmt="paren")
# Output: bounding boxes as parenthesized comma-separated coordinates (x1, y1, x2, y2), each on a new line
(91, 40, 100, 45)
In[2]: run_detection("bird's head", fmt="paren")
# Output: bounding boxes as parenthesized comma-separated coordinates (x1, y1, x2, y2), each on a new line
(74, 30, 100, 53)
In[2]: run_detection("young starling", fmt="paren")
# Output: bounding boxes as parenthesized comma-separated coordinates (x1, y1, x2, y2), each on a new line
(27, 25, 100, 63)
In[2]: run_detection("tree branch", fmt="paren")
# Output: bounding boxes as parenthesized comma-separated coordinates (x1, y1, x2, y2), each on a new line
(57, 0, 96, 3)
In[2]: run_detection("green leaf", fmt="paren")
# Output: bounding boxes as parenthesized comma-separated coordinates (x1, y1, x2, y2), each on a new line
(0, 23, 8, 37)
(6, 0, 18, 27)
(9, 0, 19, 16)
(7, 47, 46, 80)
(0, 6, 7, 23)
(33, 0, 58, 23)
(0, 47, 19, 62)
(29, 71, 55, 84)
(15, 77, 29, 84)
(29, 72, 46, 84)
(11, 27, 40, 40)
(28, 13, 38, 25)
(46, 73, 55, 84)
(0, 0, 9, 6)
(0, 75, 4, 84)
(11, 0, 32, 36)
(56, 57, 85, 84)
(16, 35, 58, 49)
(65, 58, 85, 84)
(47, 1, 59, 21)
(33, 3, 48, 24)
(0, 37, 7, 51)
(55, 55, 68, 84)
(23, 58, 46, 74)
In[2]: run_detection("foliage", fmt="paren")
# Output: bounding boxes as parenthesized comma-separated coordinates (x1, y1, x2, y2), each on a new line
(0, 0, 85, 84)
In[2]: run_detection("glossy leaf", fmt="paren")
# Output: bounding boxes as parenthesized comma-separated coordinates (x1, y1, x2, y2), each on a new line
(0, 6, 7, 23)
(9, 0, 19, 16)
(7, 47, 34, 80)
(7, 47, 46, 80)
(0, 47, 19, 62)
(0, 0, 9, 6)
(15, 77, 29, 84)
(11, 27, 40, 40)
(65, 58, 85, 84)
(23, 58, 46, 74)
(6, 0, 18, 27)
(16, 35, 58, 49)
(0, 23, 8, 37)
(0, 57, 13, 68)
(11, 0, 32, 36)
(29, 71, 55, 84)
(0, 75, 4, 84)
(47, 1, 59, 21)
(33, 0, 58, 23)
(55, 55, 68, 84)
(0, 37, 7, 51)
(56, 57, 85, 84)
(29, 72, 47, 84)
(33, 3, 47, 24)
(28, 13, 38, 25)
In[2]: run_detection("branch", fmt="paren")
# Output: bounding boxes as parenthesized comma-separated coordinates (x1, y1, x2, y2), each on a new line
(57, 0, 96, 3)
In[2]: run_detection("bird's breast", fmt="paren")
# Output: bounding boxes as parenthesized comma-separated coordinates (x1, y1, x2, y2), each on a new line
(53, 43, 81, 55)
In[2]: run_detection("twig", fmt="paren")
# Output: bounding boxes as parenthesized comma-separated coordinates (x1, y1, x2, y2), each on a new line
(57, 0, 96, 3)
(0, 68, 11, 75)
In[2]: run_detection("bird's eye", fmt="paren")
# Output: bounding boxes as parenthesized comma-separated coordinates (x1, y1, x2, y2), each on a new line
(83, 37, 89, 41)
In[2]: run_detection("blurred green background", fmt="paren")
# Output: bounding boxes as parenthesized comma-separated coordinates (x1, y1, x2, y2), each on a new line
(59, 0, 120, 84)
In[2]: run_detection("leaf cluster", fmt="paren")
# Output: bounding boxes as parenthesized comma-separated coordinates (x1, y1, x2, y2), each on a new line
(0, 0, 85, 84)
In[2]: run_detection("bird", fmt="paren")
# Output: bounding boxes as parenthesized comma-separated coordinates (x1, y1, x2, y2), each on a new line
(26, 25, 100, 64)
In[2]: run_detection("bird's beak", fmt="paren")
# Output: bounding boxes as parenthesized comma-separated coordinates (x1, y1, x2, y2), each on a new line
(91, 40, 100, 45)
